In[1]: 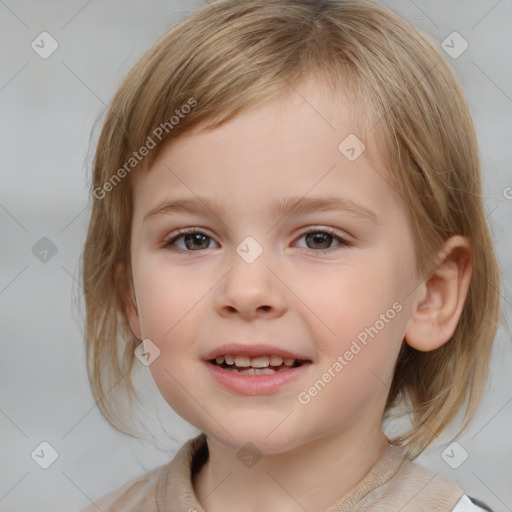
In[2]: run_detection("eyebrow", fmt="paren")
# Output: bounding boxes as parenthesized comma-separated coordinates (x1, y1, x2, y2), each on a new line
(143, 195, 381, 224)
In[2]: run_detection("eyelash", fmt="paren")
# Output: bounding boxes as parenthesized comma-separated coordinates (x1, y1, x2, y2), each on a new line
(163, 227, 350, 255)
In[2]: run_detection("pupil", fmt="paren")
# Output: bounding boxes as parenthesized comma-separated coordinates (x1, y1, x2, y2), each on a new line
(185, 233, 208, 250)
(307, 232, 331, 249)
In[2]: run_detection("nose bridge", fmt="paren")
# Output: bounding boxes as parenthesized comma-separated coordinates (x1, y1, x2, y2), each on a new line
(215, 234, 286, 317)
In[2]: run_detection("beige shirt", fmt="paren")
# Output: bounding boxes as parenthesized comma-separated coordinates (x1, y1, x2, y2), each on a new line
(81, 433, 465, 511)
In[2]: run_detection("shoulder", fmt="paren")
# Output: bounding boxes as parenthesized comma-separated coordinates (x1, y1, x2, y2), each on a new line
(397, 455, 493, 512)
(386, 450, 464, 510)
(451, 494, 494, 512)
(78, 434, 208, 512)
(79, 463, 166, 512)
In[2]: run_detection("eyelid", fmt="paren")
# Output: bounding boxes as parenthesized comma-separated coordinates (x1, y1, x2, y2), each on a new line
(164, 225, 350, 240)
(300, 226, 350, 239)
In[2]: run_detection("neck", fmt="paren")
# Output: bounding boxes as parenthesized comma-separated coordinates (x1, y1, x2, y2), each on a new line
(193, 425, 391, 512)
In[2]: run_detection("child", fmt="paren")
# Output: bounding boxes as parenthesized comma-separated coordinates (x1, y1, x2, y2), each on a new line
(80, 0, 501, 510)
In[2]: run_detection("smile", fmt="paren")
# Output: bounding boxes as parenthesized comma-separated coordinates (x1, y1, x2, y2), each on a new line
(205, 357, 311, 395)
(211, 355, 304, 374)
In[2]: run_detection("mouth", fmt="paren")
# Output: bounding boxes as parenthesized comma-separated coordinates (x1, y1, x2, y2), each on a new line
(209, 354, 306, 375)
(203, 344, 312, 394)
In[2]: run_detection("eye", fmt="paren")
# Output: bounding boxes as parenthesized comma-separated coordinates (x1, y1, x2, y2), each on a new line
(164, 228, 218, 252)
(294, 227, 350, 254)
(163, 227, 350, 254)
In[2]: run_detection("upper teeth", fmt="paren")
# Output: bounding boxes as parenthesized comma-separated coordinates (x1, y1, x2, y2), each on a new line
(215, 355, 296, 367)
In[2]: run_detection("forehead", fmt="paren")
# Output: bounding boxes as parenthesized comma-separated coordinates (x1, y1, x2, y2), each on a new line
(131, 80, 402, 224)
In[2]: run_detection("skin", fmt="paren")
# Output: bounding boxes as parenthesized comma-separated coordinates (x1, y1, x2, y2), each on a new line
(125, 79, 472, 512)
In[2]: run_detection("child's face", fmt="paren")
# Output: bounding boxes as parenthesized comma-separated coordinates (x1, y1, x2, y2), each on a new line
(127, 80, 420, 454)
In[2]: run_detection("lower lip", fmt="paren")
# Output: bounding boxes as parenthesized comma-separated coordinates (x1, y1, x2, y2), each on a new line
(205, 361, 311, 395)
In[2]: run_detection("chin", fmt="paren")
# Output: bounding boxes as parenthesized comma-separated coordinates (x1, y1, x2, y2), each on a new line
(204, 422, 309, 456)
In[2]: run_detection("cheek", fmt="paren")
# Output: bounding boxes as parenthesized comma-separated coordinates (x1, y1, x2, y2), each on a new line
(298, 286, 405, 428)
(147, 359, 209, 432)
(133, 258, 207, 397)
(302, 250, 409, 394)
(309, 255, 405, 341)
(135, 255, 204, 340)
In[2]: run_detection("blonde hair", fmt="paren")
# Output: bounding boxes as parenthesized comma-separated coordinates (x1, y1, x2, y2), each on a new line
(82, 0, 501, 457)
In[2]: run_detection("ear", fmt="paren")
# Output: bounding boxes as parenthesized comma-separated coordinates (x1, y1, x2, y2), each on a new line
(404, 235, 472, 352)
(116, 261, 143, 341)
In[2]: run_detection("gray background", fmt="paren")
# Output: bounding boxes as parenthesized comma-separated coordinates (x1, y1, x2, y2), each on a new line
(1, 1, 511, 511)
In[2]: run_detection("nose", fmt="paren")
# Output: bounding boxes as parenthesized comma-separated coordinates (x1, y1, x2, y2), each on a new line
(214, 247, 287, 320)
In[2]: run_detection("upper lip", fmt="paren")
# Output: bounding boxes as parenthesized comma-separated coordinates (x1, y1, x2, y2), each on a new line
(203, 343, 311, 361)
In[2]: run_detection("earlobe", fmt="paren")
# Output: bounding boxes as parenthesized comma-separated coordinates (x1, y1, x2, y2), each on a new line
(404, 236, 472, 352)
